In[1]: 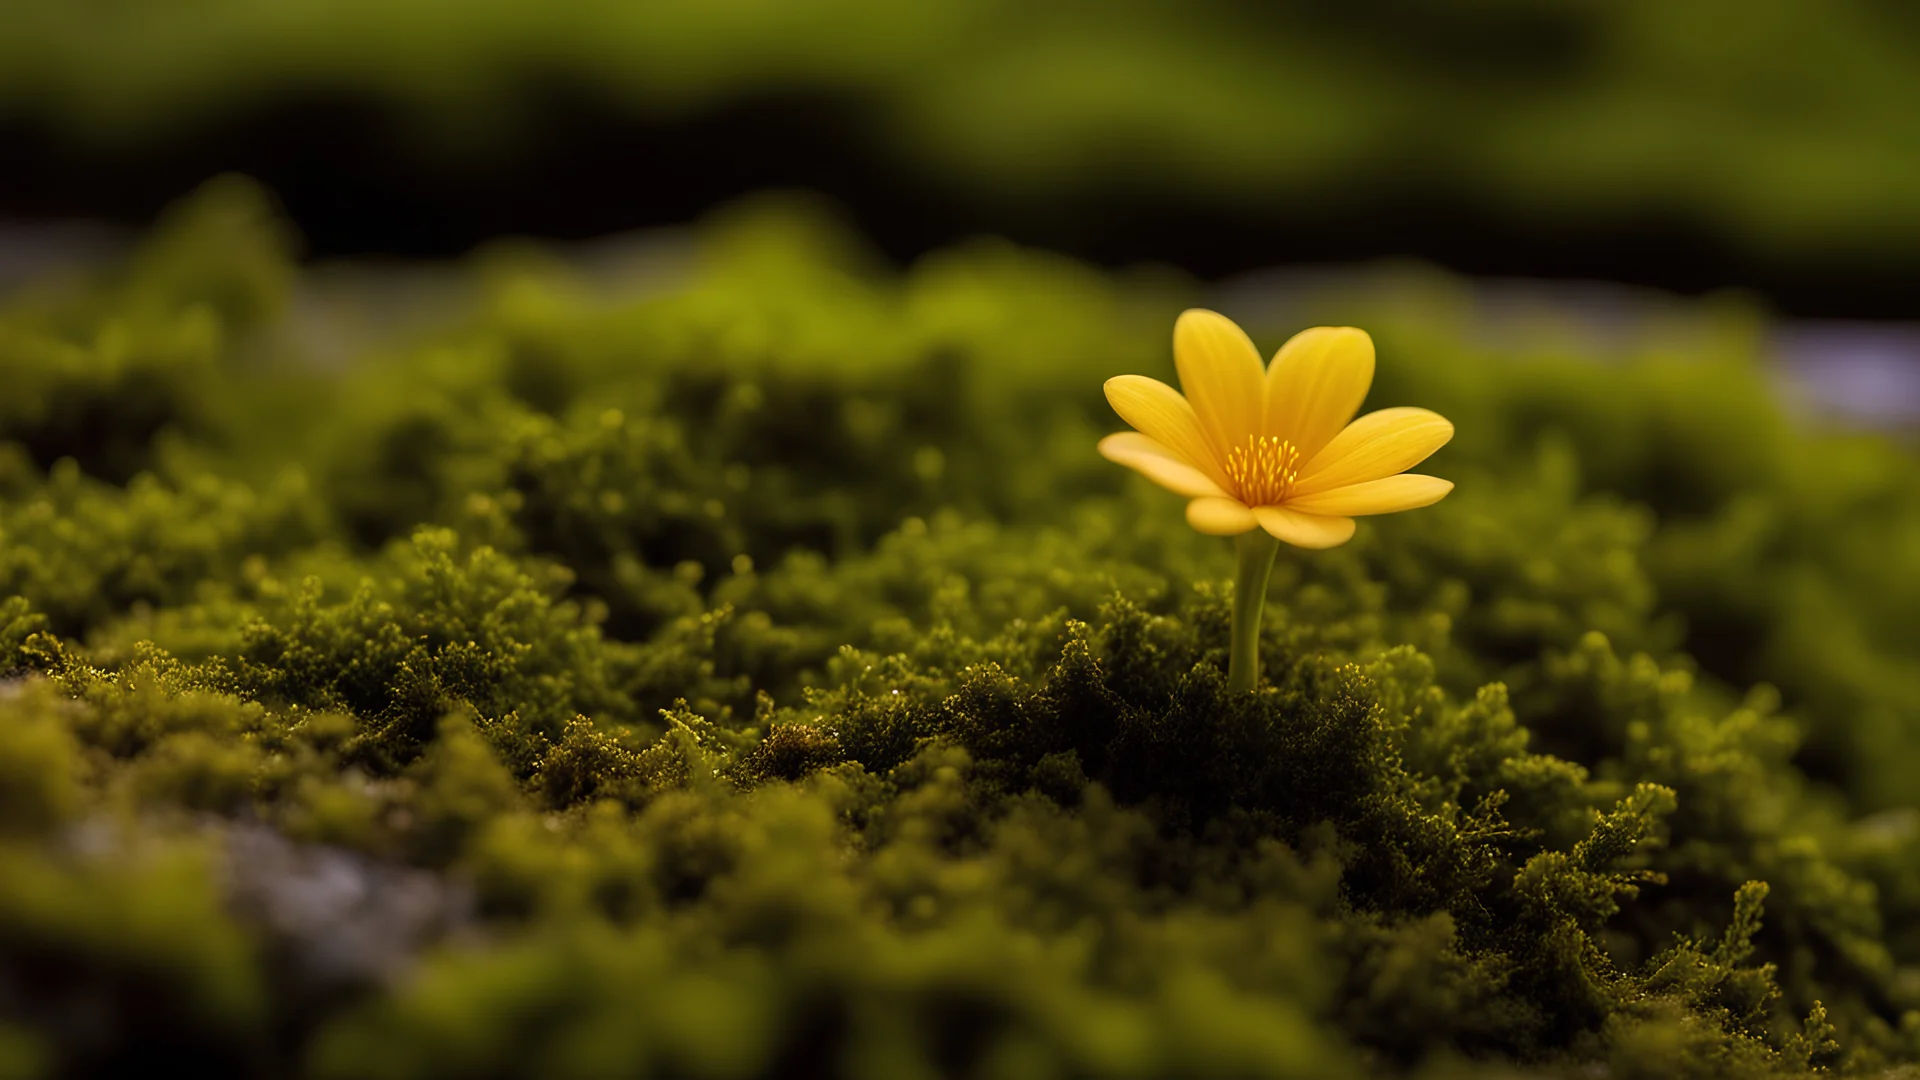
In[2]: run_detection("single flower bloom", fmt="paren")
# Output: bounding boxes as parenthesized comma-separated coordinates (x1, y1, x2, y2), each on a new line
(1099, 309, 1453, 548)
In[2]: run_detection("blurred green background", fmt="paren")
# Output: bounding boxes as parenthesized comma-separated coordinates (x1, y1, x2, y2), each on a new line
(7, 0, 1920, 313)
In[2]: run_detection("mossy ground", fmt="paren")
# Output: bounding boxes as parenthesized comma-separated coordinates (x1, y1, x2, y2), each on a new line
(4, 180, 1920, 1077)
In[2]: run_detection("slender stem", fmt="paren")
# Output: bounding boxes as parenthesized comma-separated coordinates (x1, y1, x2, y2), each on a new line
(1227, 530, 1280, 693)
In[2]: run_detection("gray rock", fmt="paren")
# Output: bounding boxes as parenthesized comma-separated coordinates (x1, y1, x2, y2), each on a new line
(221, 822, 472, 989)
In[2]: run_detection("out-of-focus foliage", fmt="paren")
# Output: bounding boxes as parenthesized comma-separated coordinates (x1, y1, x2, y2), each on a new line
(3, 179, 1920, 1077)
(6, 2, 1920, 264)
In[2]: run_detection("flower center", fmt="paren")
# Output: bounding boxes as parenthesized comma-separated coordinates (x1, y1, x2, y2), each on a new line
(1223, 435, 1300, 506)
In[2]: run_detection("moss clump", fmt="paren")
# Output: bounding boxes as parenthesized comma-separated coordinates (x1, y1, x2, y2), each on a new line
(3, 180, 1920, 1076)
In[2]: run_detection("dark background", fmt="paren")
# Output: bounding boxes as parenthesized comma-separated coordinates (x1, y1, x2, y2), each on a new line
(6, 0, 1920, 318)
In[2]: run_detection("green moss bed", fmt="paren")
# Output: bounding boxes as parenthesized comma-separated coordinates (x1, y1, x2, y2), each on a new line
(5, 179, 1920, 1078)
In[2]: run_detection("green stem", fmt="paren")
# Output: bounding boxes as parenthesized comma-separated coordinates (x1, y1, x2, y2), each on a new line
(1227, 530, 1280, 693)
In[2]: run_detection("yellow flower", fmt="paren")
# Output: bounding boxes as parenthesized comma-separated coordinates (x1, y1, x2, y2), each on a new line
(1099, 309, 1454, 548)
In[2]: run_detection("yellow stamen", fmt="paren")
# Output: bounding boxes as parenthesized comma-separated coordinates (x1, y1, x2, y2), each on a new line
(1223, 435, 1300, 507)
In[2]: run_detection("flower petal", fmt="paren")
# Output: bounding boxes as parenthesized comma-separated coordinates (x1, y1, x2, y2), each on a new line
(1251, 506, 1356, 549)
(1263, 326, 1374, 462)
(1285, 474, 1453, 516)
(1098, 432, 1231, 499)
(1174, 309, 1265, 455)
(1293, 407, 1453, 496)
(1186, 496, 1258, 536)
(1103, 375, 1230, 486)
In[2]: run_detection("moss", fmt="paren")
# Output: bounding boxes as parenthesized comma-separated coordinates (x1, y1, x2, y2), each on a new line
(0, 681, 79, 834)
(233, 528, 634, 775)
(3, 183, 1920, 1075)
(0, 837, 267, 1075)
(404, 711, 522, 864)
